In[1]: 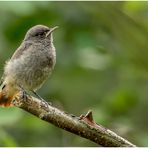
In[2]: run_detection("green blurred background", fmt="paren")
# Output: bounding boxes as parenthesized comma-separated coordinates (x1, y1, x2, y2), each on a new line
(0, 1, 148, 146)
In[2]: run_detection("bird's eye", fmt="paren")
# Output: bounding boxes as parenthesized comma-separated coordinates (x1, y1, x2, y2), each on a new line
(35, 32, 45, 37)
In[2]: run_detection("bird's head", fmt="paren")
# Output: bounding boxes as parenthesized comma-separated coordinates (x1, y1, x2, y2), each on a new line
(24, 25, 58, 42)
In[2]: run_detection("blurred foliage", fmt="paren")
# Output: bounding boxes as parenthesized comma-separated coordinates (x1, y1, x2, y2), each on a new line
(0, 1, 148, 146)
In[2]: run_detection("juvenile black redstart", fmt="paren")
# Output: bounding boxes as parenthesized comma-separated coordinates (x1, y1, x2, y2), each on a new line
(0, 24, 58, 107)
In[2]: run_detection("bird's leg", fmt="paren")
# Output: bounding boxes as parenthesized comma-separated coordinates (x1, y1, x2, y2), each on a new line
(18, 85, 30, 101)
(32, 91, 45, 102)
(0, 80, 5, 90)
(12, 85, 31, 106)
(32, 91, 51, 107)
(2, 84, 6, 90)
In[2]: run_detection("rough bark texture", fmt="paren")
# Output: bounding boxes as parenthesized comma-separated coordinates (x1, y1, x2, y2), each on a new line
(13, 93, 136, 147)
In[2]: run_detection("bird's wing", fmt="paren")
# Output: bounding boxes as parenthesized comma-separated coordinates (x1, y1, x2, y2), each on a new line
(0, 76, 5, 90)
(0, 42, 32, 87)
(11, 41, 32, 60)
(0, 70, 5, 87)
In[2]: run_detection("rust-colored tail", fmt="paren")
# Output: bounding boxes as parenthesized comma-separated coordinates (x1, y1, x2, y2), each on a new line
(0, 90, 13, 107)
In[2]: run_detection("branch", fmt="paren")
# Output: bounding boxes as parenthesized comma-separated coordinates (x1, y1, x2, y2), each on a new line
(13, 94, 136, 147)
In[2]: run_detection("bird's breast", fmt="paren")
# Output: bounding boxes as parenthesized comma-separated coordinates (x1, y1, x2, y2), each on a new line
(4, 43, 56, 91)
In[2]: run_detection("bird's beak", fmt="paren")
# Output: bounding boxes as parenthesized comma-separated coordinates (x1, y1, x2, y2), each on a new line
(46, 26, 59, 37)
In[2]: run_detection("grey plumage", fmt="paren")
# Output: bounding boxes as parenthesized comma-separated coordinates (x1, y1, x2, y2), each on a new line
(3, 25, 57, 92)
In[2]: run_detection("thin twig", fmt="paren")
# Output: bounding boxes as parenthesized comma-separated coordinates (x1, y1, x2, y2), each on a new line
(13, 93, 136, 147)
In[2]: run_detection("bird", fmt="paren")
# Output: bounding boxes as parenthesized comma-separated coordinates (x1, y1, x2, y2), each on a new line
(0, 24, 58, 107)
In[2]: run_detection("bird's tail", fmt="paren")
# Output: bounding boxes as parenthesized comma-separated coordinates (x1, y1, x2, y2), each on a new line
(0, 91, 13, 107)
(0, 83, 14, 107)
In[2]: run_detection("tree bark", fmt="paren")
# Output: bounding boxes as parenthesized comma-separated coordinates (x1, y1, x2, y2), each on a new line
(13, 93, 136, 147)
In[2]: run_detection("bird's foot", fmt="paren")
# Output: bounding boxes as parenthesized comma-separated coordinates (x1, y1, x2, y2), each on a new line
(18, 85, 30, 102)
(22, 90, 29, 101)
